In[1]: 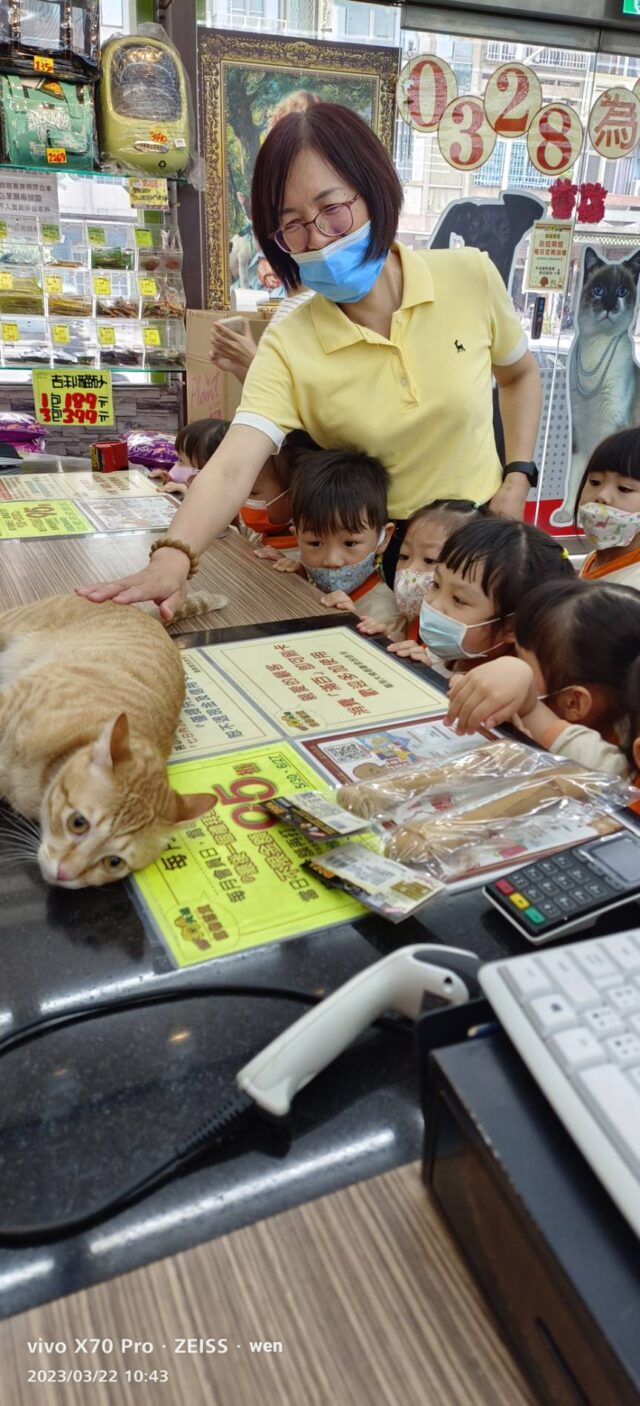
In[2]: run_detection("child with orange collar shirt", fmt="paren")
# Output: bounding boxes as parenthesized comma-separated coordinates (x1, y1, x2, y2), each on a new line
(269, 445, 399, 630)
(446, 578, 640, 781)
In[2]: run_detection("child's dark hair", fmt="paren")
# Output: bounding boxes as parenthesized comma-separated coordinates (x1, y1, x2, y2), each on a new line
(290, 448, 389, 536)
(516, 579, 640, 709)
(573, 427, 640, 523)
(439, 517, 575, 625)
(626, 655, 640, 764)
(175, 418, 229, 472)
(401, 498, 491, 544)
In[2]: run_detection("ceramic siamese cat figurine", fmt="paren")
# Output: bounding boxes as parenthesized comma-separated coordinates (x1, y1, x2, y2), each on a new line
(0, 595, 215, 888)
(556, 246, 640, 523)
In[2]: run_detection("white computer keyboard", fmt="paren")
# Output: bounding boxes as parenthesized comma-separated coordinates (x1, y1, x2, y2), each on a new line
(479, 930, 640, 1237)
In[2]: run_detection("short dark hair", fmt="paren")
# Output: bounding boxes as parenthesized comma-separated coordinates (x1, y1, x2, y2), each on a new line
(290, 448, 389, 536)
(439, 517, 575, 623)
(574, 427, 640, 523)
(516, 579, 640, 702)
(251, 104, 403, 291)
(401, 498, 491, 545)
(175, 418, 229, 471)
(626, 655, 640, 762)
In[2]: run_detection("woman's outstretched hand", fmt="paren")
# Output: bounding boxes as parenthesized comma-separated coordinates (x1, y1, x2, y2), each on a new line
(75, 546, 191, 622)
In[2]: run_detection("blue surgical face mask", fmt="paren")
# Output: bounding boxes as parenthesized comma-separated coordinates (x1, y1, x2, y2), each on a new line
(305, 533, 385, 595)
(419, 599, 503, 661)
(293, 221, 387, 304)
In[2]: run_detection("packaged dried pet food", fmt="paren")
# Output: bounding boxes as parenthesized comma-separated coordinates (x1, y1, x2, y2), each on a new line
(96, 319, 143, 367)
(45, 267, 92, 318)
(40, 220, 87, 268)
(335, 740, 566, 823)
(135, 225, 183, 273)
(88, 223, 135, 272)
(0, 315, 50, 367)
(0, 412, 43, 443)
(138, 273, 185, 320)
(93, 270, 139, 319)
(49, 317, 97, 366)
(384, 800, 624, 885)
(0, 237, 40, 267)
(0, 269, 43, 316)
(126, 430, 176, 469)
(142, 318, 185, 368)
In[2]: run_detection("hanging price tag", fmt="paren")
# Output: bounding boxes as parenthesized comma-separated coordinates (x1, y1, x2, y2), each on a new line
(0, 222, 7, 240)
(34, 55, 54, 73)
(41, 223, 61, 244)
(1, 323, 19, 342)
(0, 272, 14, 290)
(46, 148, 67, 165)
(138, 277, 157, 296)
(92, 275, 111, 296)
(135, 229, 154, 248)
(87, 225, 107, 246)
(129, 178, 169, 210)
(52, 324, 71, 344)
(98, 326, 116, 347)
(143, 326, 162, 346)
(44, 274, 63, 294)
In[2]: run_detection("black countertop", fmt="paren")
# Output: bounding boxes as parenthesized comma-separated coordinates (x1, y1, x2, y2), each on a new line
(0, 617, 636, 1320)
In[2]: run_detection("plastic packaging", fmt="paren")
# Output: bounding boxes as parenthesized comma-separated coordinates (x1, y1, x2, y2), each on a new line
(0, 269, 44, 316)
(40, 219, 86, 268)
(88, 223, 136, 272)
(335, 741, 568, 823)
(142, 318, 185, 368)
(126, 430, 176, 469)
(49, 316, 96, 366)
(96, 318, 143, 367)
(93, 270, 139, 319)
(1, 0, 100, 81)
(0, 72, 96, 171)
(0, 238, 40, 268)
(0, 412, 45, 443)
(0, 315, 50, 366)
(98, 24, 195, 178)
(138, 272, 185, 320)
(44, 265, 92, 317)
(135, 225, 183, 273)
(384, 799, 625, 885)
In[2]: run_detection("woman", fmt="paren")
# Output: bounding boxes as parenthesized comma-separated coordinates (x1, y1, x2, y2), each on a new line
(79, 104, 541, 620)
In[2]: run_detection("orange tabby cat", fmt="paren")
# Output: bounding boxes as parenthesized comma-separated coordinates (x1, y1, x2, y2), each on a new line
(0, 595, 215, 888)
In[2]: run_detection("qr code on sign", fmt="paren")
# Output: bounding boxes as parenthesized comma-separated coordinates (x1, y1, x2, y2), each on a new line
(327, 741, 371, 764)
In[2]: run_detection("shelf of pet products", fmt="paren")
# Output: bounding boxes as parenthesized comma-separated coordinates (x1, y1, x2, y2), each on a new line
(0, 162, 190, 184)
(0, 214, 186, 373)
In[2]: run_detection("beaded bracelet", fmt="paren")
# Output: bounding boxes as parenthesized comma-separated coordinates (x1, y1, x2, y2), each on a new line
(149, 536, 199, 579)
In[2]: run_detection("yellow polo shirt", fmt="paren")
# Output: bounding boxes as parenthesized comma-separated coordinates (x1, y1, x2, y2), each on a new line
(233, 243, 527, 519)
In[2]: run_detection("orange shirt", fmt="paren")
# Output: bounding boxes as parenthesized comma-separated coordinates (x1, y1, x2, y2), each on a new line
(581, 546, 640, 581)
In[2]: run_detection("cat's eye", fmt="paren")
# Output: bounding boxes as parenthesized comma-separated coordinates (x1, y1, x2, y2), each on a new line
(104, 856, 124, 870)
(593, 284, 604, 296)
(68, 813, 89, 835)
(617, 285, 628, 297)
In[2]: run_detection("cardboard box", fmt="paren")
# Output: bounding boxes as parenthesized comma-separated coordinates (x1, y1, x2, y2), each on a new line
(185, 310, 271, 424)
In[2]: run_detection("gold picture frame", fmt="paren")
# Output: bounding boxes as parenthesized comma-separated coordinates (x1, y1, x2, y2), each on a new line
(199, 28, 400, 308)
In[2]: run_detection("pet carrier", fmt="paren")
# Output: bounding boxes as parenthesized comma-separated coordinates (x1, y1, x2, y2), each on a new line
(99, 33, 191, 176)
(1, 1, 100, 82)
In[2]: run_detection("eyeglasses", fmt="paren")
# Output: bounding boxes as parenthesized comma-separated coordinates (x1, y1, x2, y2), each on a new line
(272, 194, 360, 255)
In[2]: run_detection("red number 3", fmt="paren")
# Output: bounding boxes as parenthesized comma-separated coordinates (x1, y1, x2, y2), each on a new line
(438, 97, 496, 172)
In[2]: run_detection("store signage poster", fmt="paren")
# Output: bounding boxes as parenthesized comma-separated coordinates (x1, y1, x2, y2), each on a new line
(524, 221, 573, 292)
(32, 369, 114, 428)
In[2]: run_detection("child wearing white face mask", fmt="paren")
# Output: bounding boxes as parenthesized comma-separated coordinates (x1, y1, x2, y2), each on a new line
(390, 517, 575, 676)
(446, 578, 640, 779)
(358, 499, 486, 643)
(576, 429, 640, 588)
(270, 445, 398, 627)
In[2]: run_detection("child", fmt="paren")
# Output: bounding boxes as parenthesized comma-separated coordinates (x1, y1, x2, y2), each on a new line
(446, 579, 640, 779)
(358, 499, 485, 643)
(150, 418, 229, 494)
(390, 517, 575, 674)
(272, 447, 398, 628)
(575, 428, 640, 588)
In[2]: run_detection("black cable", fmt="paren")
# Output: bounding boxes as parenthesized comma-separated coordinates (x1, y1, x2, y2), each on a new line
(0, 979, 413, 1244)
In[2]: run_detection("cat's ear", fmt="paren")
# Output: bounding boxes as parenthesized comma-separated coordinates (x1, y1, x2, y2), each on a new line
(166, 790, 216, 825)
(90, 713, 131, 770)
(583, 247, 604, 278)
(623, 249, 640, 285)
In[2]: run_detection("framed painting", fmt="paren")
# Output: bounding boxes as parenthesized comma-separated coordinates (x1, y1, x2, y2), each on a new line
(198, 29, 400, 308)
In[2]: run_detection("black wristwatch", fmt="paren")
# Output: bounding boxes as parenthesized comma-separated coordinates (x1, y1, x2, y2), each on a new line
(502, 460, 539, 488)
